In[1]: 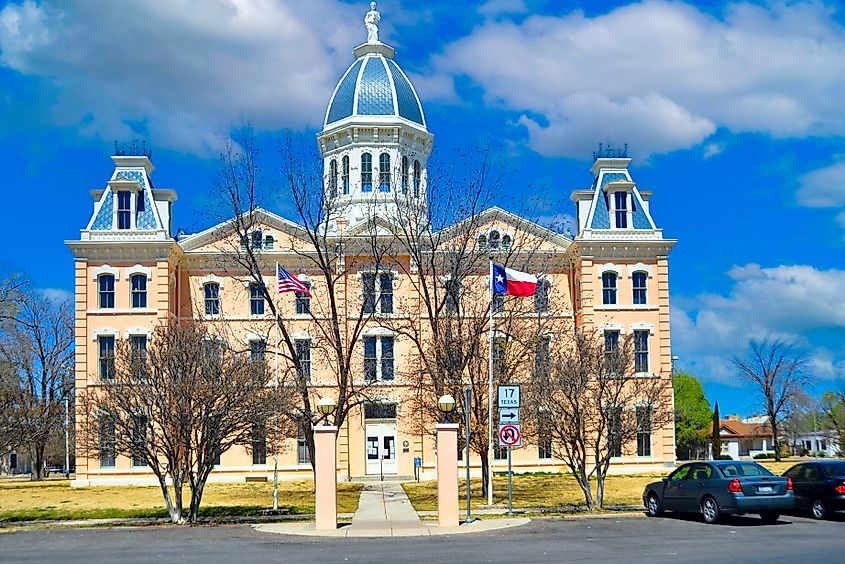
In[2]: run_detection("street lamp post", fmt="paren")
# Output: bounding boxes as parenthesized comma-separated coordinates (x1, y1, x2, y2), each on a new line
(314, 395, 338, 531)
(436, 394, 459, 527)
(438, 394, 456, 423)
(317, 396, 336, 424)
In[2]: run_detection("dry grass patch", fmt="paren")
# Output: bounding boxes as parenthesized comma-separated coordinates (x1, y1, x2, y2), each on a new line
(0, 478, 362, 522)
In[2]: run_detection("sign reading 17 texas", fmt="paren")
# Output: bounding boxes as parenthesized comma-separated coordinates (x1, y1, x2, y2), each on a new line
(498, 385, 520, 408)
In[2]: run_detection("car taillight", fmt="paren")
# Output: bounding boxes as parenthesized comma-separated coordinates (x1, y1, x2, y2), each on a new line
(835, 484, 845, 494)
(787, 477, 793, 491)
(728, 479, 743, 493)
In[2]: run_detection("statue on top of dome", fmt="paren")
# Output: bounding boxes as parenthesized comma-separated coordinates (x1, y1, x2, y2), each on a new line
(365, 2, 380, 44)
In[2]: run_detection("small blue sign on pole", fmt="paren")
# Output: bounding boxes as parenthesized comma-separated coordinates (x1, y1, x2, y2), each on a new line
(413, 457, 422, 482)
(414, 457, 422, 467)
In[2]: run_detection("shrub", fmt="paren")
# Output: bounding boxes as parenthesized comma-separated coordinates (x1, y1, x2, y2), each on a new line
(719, 454, 733, 460)
(753, 452, 777, 460)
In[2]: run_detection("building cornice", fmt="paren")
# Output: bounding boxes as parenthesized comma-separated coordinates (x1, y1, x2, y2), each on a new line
(66, 240, 181, 261)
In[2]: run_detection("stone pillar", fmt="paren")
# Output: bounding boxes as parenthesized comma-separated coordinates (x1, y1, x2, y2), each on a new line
(314, 425, 338, 530)
(436, 423, 459, 527)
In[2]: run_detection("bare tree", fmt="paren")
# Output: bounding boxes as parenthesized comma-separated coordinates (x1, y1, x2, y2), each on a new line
(78, 320, 290, 523)
(528, 329, 672, 509)
(0, 288, 74, 480)
(212, 128, 389, 469)
(732, 338, 812, 461)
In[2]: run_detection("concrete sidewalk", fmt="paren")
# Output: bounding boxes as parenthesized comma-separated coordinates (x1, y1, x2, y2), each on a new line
(254, 481, 530, 537)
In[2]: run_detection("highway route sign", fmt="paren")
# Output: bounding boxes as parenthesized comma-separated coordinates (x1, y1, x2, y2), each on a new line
(498, 423, 522, 447)
(499, 407, 520, 423)
(497, 385, 520, 409)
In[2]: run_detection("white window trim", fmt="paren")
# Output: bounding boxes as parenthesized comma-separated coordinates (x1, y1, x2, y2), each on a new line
(92, 328, 120, 341)
(241, 276, 273, 288)
(92, 265, 120, 281)
(124, 328, 152, 339)
(244, 333, 269, 344)
(629, 323, 655, 335)
(198, 274, 225, 289)
(125, 265, 153, 281)
(291, 332, 316, 341)
(597, 263, 623, 278)
(601, 323, 624, 333)
(363, 332, 396, 382)
(627, 263, 654, 279)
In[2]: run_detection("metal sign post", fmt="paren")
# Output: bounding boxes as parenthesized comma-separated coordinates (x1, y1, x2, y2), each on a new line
(507, 446, 513, 516)
(497, 385, 521, 516)
(465, 386, 473, 524)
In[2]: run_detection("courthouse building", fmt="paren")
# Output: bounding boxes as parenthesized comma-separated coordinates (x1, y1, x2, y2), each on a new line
(67, 7, 676, 485)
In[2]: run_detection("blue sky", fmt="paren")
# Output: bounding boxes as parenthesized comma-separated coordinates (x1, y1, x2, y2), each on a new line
(1, 0, 844, 416)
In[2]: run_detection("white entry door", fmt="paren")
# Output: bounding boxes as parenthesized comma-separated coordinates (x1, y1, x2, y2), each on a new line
(365, 423, 397, 476)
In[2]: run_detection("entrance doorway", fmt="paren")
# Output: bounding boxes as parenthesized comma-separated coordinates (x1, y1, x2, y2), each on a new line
(365, 422, 397, 477)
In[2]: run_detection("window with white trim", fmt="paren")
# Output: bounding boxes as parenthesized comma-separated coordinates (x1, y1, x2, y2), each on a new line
(204, 283, 220, 316)
(613, 191, 628, 229)
(609, 406, 623, 457)
(538, 434, 552, 459)
(413, 160, 421, 197)
(342, 155, 350, 194)
(632, 272, 647, 305)
(477, 234, 487, 250)
(130, 274, 147, 309)
(129, 335, 148, 379)
(329, 159, 338, 199)
(99, 274, 115, 309)
(604, 330, 619, 367)
(249, 283, 265, 316)
(379, 153, 391, 192)
(364, 335, 394, 381)
(251, 230, 263, 250)
(295, 339, 311, 382)
(401, 156, 409, 194)
(634, 330, 649, 373)
(100, 419, 115, 468)
(295, 283, 311, 315)
(131, 414, 148, 467)
(297, 430, 311, 464)
(636, 406, 652, 457)
(501, 234, 511, 250)
(362, 273, 393, 314)
(488, 230, 500, 250)
(251, 421, 267, 465)
(361, 153, 373, 192)
(601, 272, 617, 305)
(250, 339, 266, 363)
(117, 190, 132, 230)
(99, 335, 115, 380)
(444, 278, 460, 314)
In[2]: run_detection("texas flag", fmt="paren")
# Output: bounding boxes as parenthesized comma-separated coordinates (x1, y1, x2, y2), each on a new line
(492, 263, 537, 297)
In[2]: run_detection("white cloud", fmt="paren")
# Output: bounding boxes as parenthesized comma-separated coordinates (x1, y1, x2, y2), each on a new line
(431, 1, 845, 159)
(702, 142, 724, 159)
(0, 0, 361, 154)
(672, 264, 845, 385)
(38, 287, 73, 304)
(796, 161, 845, 208)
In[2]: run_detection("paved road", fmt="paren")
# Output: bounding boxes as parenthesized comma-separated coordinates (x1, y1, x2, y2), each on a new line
(2, 513, 844, 563)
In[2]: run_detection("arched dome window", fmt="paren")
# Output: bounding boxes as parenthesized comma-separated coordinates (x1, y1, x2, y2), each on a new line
(361, 153, 373, 192)
(329, 159, 338, 199)
(413, 160, 421, 197)
(488, 230, 500, 250)
(342, 156, 350, 195)
(478, 234, 487, 250)
(401, 156, 409, 194)
(379, 153, 391, 192)
(501, 234, 512, 250)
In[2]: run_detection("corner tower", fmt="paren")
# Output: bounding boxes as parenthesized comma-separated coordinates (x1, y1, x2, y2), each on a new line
(317, 2, 433, 231)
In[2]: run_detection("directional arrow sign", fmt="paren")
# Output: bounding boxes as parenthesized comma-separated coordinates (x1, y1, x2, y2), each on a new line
(498, 423, 522, 447)
(499, 407, 520, 423)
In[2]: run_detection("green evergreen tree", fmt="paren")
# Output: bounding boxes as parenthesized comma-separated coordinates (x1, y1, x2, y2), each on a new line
(711, 402, 721, 460)
(673, 371, 712, 459)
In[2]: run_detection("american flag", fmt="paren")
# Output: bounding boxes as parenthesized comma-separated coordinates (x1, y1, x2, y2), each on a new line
(277, 263, 310, 296)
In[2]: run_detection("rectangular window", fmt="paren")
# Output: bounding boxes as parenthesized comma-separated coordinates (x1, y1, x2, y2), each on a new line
(117, 190, 132, 230)
(492, 292, 505, 314)
(364, 403, 397, 419)
(614, 191, 628, 229)
(342, 156, 350, 195)
(130, 335, 147, 379)
(131, 274, 147, 308)
(604, 330, 619, 369)
(492, 337, 506, 378)
(444, 279, 460, 314)
(295, 339, 311, 382)
(250, 339, 266, 363)
(634, 330, 649, 373)
(361, 153, 373, 192)
(379, 153, 391, 192)
(362, 273, 376, 314)
(99, 419, 116, 468)
(364, 336, 377, 382)
(534, 336, 550, 380)
(252, 422, 267, 465)
(534, 280, 550, 313)
(379, 273, 393, 314)
(250, 284, 265, 315)
(609, 407, 623, 457)
(601, 272, 617, 305)
(297, 432, 311, 465)
(381, 336, 394, 381)
(295, 283, 311, 314)
(99, 275, 115, 309)
(132, 415, 147, 467)
(99, 336, 115, 380)
(204, 283, 220, 316)
(539, 435, 552, 460)
(494, 446, 507, 460)
(632, 272, 647, 305)
(637, 407, 652, 457)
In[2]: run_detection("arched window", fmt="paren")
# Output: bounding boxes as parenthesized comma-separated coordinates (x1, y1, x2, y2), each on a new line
(478, 234, 487, 250)
(251, 230, 263, 250)
(130, 274, 147, 309)
(342, 155, 350, 194)
(264, 235, 275, 250)
(204, 283, 220, 316)
(379, 153, 391, 192)
(632, 271, 647, 304)
(98, 275, 115, 309)
(501, 234, 512, 250)
(413, 160, 421, 197)
(602, 272, 617, 305)
(401, 156, 409, 194)
(488, 230, 500, 250)
(361, 153, 373, 192)
(329, 159, 338, 199)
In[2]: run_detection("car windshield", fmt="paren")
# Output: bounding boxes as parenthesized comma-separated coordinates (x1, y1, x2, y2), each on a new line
(718, 463, 773, 478)
(823, 462, 845, 477)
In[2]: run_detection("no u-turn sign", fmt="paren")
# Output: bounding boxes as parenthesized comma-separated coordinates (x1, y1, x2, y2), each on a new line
(498, 423, 522, 447)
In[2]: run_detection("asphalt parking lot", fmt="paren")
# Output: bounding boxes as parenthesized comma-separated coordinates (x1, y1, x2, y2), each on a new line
(1, 513, 843, 563)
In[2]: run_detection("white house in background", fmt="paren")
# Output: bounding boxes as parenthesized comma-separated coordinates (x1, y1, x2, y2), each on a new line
(789, 432, 841, 457)
(713, 417, 774, 460)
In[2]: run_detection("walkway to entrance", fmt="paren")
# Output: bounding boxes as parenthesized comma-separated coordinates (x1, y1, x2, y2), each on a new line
(254, 481, 530, 537)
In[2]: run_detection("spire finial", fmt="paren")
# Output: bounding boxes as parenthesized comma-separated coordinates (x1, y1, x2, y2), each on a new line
(365, 2, 381, 44)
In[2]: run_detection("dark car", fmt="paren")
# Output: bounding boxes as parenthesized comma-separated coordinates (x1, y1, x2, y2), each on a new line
(783, 460, 845, 519)
(643, 461, 795, 524)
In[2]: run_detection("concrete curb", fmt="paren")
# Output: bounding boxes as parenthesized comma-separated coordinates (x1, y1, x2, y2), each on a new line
(253, 517, 532, 537)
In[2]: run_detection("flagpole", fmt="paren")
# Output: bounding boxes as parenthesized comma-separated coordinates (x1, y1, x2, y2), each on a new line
(273, 262, 280, 512)
(487, 258, 494, 506)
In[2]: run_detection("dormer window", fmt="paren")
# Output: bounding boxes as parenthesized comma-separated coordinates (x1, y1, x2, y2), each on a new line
(117, 191, 132, 229)
(614, 191, 628, 229)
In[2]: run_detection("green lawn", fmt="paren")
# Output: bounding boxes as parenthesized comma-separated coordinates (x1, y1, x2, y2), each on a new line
(0, 478, 362, 522)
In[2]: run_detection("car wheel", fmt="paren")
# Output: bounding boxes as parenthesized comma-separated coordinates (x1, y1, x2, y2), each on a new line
(646, 493, 662, 517)
(701, 496, 721, 524)
(759, 512, 780, 523)
(811, 499, 828, 520)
